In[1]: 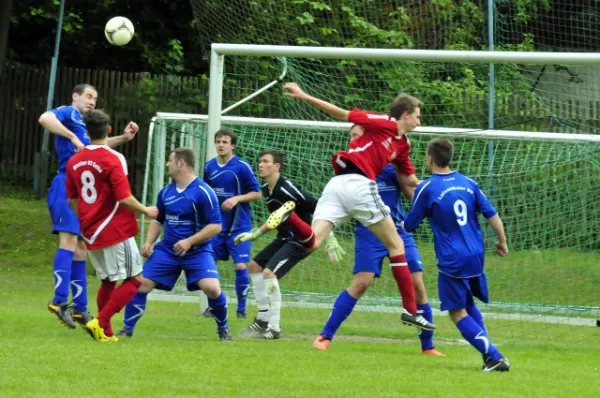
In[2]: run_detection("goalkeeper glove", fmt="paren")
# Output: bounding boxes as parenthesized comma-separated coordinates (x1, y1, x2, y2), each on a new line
(325, 232, 345, 264)
(234, 228, 263, 245)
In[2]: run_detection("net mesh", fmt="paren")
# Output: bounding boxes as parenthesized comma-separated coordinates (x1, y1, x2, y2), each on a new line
(143, 116, 600, 342)
(158, 0, 600, 341)
(190, 1, 600, 132)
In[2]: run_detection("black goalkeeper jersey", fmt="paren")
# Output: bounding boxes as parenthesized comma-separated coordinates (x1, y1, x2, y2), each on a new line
(261, 175, 318, 239)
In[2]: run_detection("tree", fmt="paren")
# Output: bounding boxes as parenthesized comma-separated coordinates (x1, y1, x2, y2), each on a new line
(8, 0, 205, 75)
(0, 0, 13, 76)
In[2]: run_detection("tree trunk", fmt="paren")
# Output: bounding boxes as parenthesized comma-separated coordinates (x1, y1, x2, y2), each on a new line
(0, 0, 13, 76)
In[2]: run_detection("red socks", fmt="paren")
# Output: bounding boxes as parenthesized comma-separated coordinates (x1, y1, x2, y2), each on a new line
(97, 278, 142, 331)
(389, 254, 417, 314)
(287, 212, 315, 249)
(96, 280, 117, 336)
(97, 280, 116, 312)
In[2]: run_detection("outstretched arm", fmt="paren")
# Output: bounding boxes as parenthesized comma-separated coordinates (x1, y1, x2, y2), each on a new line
(283, 83, 349, 121)
(107, 121, 138, 148)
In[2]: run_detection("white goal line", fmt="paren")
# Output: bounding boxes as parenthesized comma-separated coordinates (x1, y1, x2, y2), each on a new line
(154, 113, 600, 144)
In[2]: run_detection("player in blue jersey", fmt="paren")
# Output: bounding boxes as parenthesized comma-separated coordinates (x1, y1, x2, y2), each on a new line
(313, 125, 444, 354)
(202, 129, 262, 318)
(38, 83, 139, 329)
(117, 147, 232, 340)
(402, 137, 510, 371)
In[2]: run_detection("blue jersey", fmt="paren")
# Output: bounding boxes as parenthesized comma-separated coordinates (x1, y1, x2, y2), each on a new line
(203, 155, 261, 233)
(51, 106, 90, 172)
(154, 178, 222, 255)
(355, 164, 415, 247)
(403, 171, 498, 278)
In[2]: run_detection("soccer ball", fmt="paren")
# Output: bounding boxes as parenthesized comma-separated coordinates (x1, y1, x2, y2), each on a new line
(104, 17, 135, 46)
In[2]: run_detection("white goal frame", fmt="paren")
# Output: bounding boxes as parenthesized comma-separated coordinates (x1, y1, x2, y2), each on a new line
(144, 44, 600, 319)
(206, 43, 600, 158)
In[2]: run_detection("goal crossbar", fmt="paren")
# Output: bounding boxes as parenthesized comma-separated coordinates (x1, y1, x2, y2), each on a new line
(211, 43, 600, 65)
(155, 113, 600, 144)
(207, 44, 600, 158)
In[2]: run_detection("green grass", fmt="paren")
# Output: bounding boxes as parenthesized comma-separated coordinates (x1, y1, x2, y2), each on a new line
(1, 194, 599, 397)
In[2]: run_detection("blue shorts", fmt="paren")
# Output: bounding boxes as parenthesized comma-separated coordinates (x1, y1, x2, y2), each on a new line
(437, 272, 489, 311)
(47, 173, 80, 235)
(143, 246, 220, 291)
(353, 241, 423, 277)
(212, 230, 252, 264)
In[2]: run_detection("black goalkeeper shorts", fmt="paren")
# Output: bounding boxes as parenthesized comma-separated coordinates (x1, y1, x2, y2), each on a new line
(252, 237, 310, 279)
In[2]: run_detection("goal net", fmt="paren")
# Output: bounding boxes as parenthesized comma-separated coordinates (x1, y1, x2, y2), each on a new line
(143, 112, 600, 343)
(157, 0, 600, 344)
(189, 0, 600, 134)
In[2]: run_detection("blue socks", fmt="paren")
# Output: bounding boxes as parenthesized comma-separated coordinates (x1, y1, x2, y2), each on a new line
(52, 249, 74, 304)
(123, 292, 148, 334)
(456, 315, 502, 361)
(417, 303, 434, 350)
(467, 303, 487, 333)
(234, 269, 250, 313)
(208, 292, 229, 331)
(320, 290, 358, 339)
(70, 260, 88, 312)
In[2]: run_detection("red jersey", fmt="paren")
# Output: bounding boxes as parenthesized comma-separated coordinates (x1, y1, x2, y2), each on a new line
(332, 108, 415, 180)
(66, 145, 139, 250)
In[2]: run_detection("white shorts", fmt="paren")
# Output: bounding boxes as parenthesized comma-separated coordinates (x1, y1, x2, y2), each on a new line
(88, 237, 143, 281)
(312, 174, 390, 227)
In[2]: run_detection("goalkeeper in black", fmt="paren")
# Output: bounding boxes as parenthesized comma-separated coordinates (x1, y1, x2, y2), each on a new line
(235, 150, 344, 339)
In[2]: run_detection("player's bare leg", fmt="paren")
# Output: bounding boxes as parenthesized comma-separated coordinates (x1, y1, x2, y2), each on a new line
(367, 217, 435, 330)
(411, 271, 445, 356)
(198, 278, 232, 341)
(47, 231, 78, 329)
(313, 272, 375, 350)
(346, 272, 375, 299)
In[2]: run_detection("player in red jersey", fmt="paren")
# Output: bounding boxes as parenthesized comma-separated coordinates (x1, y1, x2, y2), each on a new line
(237, 83, 435, 334)
(66, 109, 158, 342)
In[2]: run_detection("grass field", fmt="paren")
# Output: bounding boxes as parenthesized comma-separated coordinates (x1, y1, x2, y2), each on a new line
(1, 190, 599, 397)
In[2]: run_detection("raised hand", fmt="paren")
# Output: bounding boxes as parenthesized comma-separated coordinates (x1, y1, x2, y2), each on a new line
(123, 121, 139, 141)
(283, 82, 307, 99)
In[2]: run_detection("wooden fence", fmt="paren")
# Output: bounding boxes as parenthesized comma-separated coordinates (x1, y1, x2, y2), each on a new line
(0, 62, 208, 197)
(1, 61, 599, 198)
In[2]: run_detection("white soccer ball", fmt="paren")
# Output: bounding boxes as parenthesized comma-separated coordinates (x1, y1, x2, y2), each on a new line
(104, 17, 135, 46)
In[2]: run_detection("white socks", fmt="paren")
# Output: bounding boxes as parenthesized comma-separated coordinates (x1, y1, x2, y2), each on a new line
(250, 273, 270, 321)
(265, 277, 281, 332)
